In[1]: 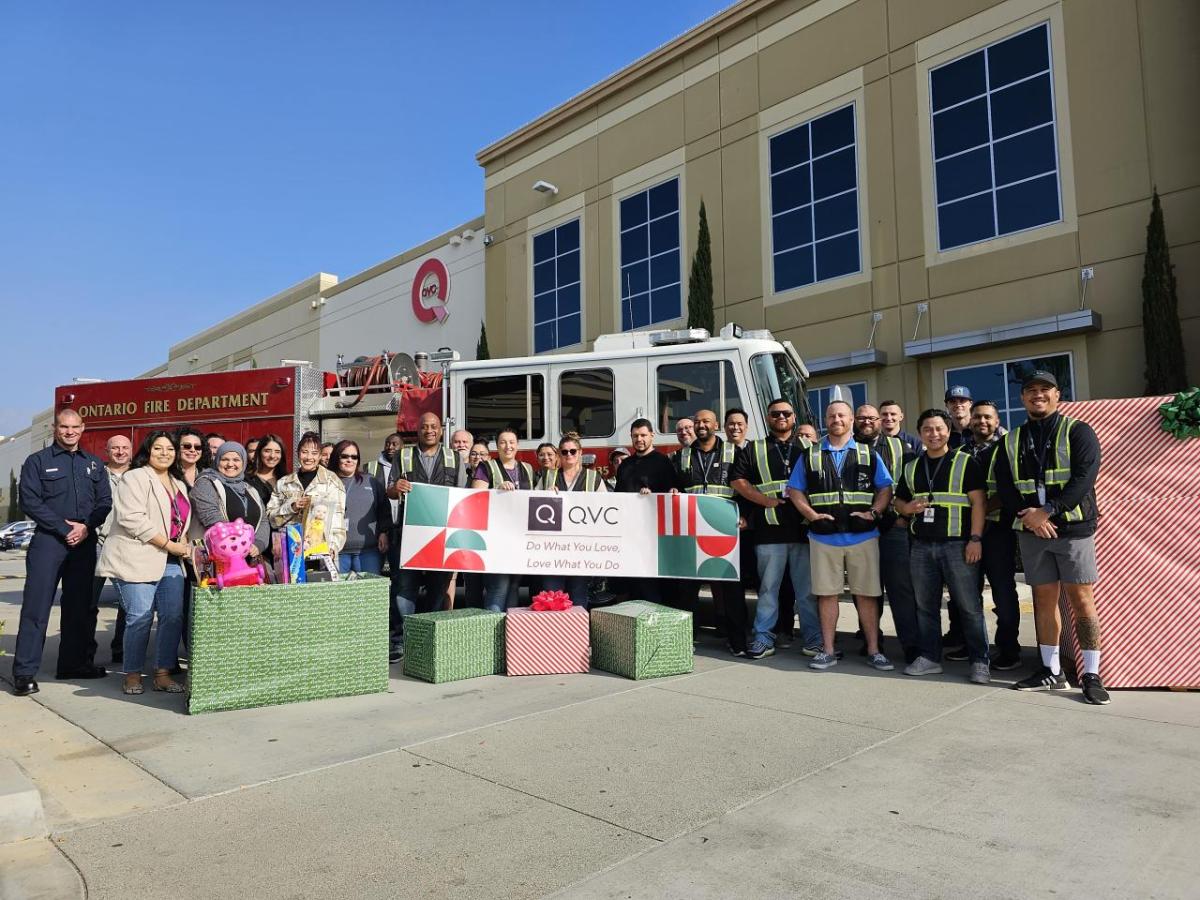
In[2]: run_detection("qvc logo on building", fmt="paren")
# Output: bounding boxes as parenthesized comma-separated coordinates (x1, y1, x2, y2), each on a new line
(411, 258, 450, 324)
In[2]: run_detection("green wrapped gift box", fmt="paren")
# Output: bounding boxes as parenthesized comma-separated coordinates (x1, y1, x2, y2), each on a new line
(188, 576, 389, 714)
(590, 601, 694, 680)
(403, 608, 506, 684)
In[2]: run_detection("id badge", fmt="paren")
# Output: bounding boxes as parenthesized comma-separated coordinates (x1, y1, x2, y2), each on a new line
(923, 506, 936, 523)
(1036, 483, 1047, 505)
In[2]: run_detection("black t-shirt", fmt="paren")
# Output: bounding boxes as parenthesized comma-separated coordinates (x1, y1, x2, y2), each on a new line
(727, 435, 809, 545)
(614, 450, 679, 493)
(896, 449, 985, 541)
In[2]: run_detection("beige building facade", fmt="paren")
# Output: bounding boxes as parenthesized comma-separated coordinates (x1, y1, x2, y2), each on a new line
(477, 0, 1199, 426)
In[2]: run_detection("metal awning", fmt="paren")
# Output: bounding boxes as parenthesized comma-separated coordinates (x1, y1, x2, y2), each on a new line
(904, 309, 1102, 358)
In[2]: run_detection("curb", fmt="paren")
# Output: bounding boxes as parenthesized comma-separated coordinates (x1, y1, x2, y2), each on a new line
(0, 756, 47, 845)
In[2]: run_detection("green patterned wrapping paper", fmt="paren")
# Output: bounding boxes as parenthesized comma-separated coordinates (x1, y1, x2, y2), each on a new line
(590, 601, 694, 680)
(188, 576, 389, 714)
(403, 608, 507, 684)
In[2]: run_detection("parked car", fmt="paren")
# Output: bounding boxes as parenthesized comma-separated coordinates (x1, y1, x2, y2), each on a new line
(0, 521, 35, 550)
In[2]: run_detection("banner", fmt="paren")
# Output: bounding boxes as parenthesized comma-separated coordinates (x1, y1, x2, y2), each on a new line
(399, 484, 740, 581)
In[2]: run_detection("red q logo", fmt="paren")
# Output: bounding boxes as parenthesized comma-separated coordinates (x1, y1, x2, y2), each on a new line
(412, 258, 450, 323)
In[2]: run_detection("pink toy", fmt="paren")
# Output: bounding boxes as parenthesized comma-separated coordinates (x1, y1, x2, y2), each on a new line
(204, 519, 266, 589)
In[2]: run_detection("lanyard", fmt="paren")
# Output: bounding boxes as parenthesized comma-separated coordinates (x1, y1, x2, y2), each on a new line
(1026, 415, 1056, 485)
(694, 445, 718, 490)
(922, 452, 949, 500)
(774, 439, 794, 474)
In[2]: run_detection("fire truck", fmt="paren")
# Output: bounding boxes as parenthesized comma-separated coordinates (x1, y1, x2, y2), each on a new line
(55, 325, 812, 468)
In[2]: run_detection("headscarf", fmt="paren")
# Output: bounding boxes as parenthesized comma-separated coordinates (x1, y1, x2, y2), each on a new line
(205, 441, 250, 499)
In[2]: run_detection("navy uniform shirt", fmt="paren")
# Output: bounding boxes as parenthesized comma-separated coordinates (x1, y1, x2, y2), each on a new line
(19, 444, 112, 540)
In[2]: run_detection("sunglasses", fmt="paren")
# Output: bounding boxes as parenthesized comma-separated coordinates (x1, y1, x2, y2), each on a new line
(180, 442, 202, 450)
(768, 410, 794, 418)
(339, 454, 359, 460)
(560, 448, 579, 456)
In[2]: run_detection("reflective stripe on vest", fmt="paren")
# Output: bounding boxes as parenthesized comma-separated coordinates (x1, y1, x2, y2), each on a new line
(539, 468, 600, 491)
(805, 443, 874, 509)
(752, 439, 790, 525)
(984, 447, 1000, 523)
(400, 446, 455, 479)
(680, 442, 736, 498)
(1003, 416, 1084, 530)
(903, 450, 970, 538)
(487, 459, 533, 489)
(880, 435, 904, 484)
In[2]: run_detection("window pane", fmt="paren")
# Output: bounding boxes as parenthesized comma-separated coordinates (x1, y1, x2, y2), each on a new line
(774, 244, 815, 292)
(650, 285, 680, 324)
(935, 146, 992, 203)
(810, 104, 854, 156)
(771, 164, 812, 212)
(813, 190, 857, 240)
(620, 261, 648, 298)
(560, 369, 615, 437)
(990, 73, 1053, 139)
(993, 123, 1056, 186)
(808, 382, 867, 435)
(532, 229, 555, 260)
(987, 24, 1050, 90)
(557, 312, 581, 349)
(465, 374, 545, 441)
(656, 360, 743, 433)
(557, 219, 580, 252)
(533, 291, 556, 324)
(815, 232, 860, 281)
(556, 248, 580, 286)
(620, 225, 648, 265)
(996, 172, 1060, 233)
(533, 259, 556, 296)
(533, 322, 555, 355)
(620, 192, 647, 228)
(650, 251, 680, 290)
(648, 179, 678, 219)
(933, 97, 989, 158)
(770, 123, 808, 174)
(629, 292, 650, 329)
(812, 146, 856, 200)
(931, 51, 986, 112)
(772, 206, 813, 253)
(648, 211, 679, 256)
(937, 192, 995, 249)
(557, 282, 581, 318)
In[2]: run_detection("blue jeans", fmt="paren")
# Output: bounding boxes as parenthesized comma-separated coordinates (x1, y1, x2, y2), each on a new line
(484, 574, 522, 612)
(338, 548, 382, 575)
(879, 526, 921, 663)
(113, 560, 186, 673)
(542, 575, 590, 608)
(910, 539, 989, 664)
(754, 543, 819, 647)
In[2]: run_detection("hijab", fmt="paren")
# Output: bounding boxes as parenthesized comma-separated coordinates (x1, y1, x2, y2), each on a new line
(205, 441, 250, 499)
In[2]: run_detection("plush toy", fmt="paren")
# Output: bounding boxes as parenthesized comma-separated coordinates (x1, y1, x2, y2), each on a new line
(204, 519, 266, 589)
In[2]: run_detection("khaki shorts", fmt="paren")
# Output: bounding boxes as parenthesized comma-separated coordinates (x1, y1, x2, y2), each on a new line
(810, 538, 881, 597)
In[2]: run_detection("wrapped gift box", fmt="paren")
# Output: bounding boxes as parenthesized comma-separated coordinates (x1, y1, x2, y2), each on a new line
(403, 608, 506, 684)
(590, 601, 693, 680)
(506, 606, 590, 676)
(188, 576, 389, 714)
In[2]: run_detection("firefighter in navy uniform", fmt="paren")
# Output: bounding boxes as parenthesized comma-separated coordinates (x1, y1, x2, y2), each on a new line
(674, 409, 749, 656)
(12, 409, 113, 696)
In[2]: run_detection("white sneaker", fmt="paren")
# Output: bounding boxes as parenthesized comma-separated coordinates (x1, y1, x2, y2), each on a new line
(903, 656, 943, 676)
(969, 661, 991, 684)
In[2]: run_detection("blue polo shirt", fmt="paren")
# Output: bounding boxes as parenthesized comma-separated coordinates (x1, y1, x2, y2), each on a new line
(787, 437, 893, 546)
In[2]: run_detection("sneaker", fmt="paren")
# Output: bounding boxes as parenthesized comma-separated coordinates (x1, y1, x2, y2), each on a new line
(745, 641, 775, 660)
(800, 644, 822, 657)
(808, 651, 838, 670)
(944, 647, 969, 662)
(774, 632, 794, 649)
(1012, 666, 1069, 692)
(1081, 673, 1111, 705)
(903, 656, 943, 677)
(969, 661, 991, 684)
(942, 633, 965, 654)
(727, 644, 747, 658)
(867, 652, 894, 672)
(388, 645, 404, 664)
(991, 651, 1022, 671)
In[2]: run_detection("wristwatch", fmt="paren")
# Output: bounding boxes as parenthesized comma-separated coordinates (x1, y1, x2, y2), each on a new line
(870, 508, 882, 521)
(968, 535, 982, 543)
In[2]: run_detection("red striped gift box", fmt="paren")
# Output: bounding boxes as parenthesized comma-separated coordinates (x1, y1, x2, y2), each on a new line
(1056, 398, 1200, 688)
(505, 606, 591, 676)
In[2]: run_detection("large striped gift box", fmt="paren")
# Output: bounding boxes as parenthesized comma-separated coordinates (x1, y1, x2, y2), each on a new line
(505, 606, 590, 676)
(403, 608, 506, 684)
(590, 601, 693, 680)
(1057, 398, 1200, 688)
(188, 576, 389, 714)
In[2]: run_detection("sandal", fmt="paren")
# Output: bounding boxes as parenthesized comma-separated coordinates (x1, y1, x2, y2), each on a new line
(152, 671, 184, 693)
(123, 677, 144, 696)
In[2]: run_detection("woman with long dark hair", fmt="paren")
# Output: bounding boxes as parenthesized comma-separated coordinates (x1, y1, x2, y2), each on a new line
(331, 439, 391, 575)
(268, 431, 347, 558)
(247, 432, 289, 506)
(175, 427, 209, 490)
(97, 431, 191, 695)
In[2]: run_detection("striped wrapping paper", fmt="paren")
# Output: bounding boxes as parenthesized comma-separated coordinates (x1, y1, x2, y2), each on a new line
(1056, 398, 1200, 688)
(505, 607, 591, 676)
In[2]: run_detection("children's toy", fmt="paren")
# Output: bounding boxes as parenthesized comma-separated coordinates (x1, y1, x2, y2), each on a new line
(284, 523, 306, 584)
(303, 503, 331, 557)
(204, 519, 267, 589)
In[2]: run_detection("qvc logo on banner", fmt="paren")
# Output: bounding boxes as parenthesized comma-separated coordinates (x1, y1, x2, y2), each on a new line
(411, 258, 450, 323)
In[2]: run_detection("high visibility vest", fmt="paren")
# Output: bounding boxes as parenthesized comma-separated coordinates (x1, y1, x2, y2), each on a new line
(903, 450, 972, 539)
(803, 442, 875, 515)
(751, 438, 804, 526)
(538, 468, 601, 492)
(399, 447, 456, 482)
(983, 444, 1001, 524)
(1003, 416, 1085, 530)
(486, 459, 534, 489)
(877, 435, 904, 484)
(678, 441, 737, 498)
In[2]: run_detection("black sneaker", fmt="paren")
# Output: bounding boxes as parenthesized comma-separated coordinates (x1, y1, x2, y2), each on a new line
(1081, 673, 1111, 705)
(388, 645, 404, 664)
(944, 648, 969, 662)
(726, 644, 747, 658)
(1012, 666, 1069, 692)
(991, 651, 1022, 671)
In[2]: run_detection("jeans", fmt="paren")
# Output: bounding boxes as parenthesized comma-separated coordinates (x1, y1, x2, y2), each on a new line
(484, 574, 522, 612)
(113, 560, 186, 673)
(978, 524, 1020, 655)
(910, 539, 989, 664)
(392, 568, 451, 646)
(338, 548, 382, 575)
(753, 543, 819, 647)
(879, 526, 921, 664)
(542, 575, 590, 608)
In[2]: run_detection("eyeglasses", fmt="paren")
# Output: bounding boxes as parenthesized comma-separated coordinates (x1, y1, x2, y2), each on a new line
(855, 416, 879, 422)
(560, 448, 579, 456)
(339, 454, 359, 460)
(768, 410, 794, 418)
(180, 442, 202, 451)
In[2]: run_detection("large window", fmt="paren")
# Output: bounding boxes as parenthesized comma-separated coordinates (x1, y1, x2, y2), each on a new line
(464, 374, 545, 441)
(945, 352, 1073, 429)
(655, 360, 742, 434)
(619, 178, 681, 331)
(769, 103, 862, 292)
(559, 369, 615, 438)
(532, 219, 582, 353)
(930, 22, 1061, 251)
(807, 382, 867, 434)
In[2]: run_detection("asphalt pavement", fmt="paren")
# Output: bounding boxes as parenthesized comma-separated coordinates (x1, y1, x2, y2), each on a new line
(0, 548, 1196, 899)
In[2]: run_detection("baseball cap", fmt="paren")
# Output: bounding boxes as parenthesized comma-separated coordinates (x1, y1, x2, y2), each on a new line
(1021, 370, 1059, 390)
(944, 385, 972, 402)
(610, 447, 630, 460)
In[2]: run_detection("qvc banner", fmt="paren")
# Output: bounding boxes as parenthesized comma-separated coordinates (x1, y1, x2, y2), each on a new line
(399, 484, 740, 581)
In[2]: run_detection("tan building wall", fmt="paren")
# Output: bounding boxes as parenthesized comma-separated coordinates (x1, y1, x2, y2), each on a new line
(478, 0, 1199, 421)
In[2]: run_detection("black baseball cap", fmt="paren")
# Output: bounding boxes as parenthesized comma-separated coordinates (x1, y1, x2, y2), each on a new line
(1021, 370, 1059, 390)
(944, 385, 972, 402)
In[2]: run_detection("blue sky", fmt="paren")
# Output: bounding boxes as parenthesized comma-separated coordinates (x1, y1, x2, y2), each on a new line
(0, 0, 731, 436)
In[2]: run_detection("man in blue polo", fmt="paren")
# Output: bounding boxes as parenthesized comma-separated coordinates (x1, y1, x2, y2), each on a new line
(787, 401, 894, 672)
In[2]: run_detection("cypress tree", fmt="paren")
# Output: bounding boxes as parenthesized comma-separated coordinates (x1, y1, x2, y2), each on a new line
(6, 470, 18, 523)
(476, 320, 490, 360)
(1142, 189, 1188, 394)
(687, 200, 715, 333)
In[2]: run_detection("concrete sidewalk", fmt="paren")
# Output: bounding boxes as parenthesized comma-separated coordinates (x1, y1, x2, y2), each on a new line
(0, 550, 1196, 899)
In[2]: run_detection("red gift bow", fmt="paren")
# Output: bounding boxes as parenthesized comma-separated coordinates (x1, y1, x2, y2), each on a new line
(530, 590, 572, 611)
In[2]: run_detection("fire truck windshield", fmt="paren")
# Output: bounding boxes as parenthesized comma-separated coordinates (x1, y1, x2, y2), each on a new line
(751, 352, 813, 426)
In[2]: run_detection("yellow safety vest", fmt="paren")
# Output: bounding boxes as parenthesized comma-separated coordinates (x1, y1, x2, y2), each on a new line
(678, 441, 737, 498)
(400, 447, 456, 480)
(537, 468, 600, 492)
(486, 459, 534, 489)
(1003, 416, 1085, 530)
(903, 450, 971, 538)
(751, 438, 806, 525)
(804, 442, 875, 513)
